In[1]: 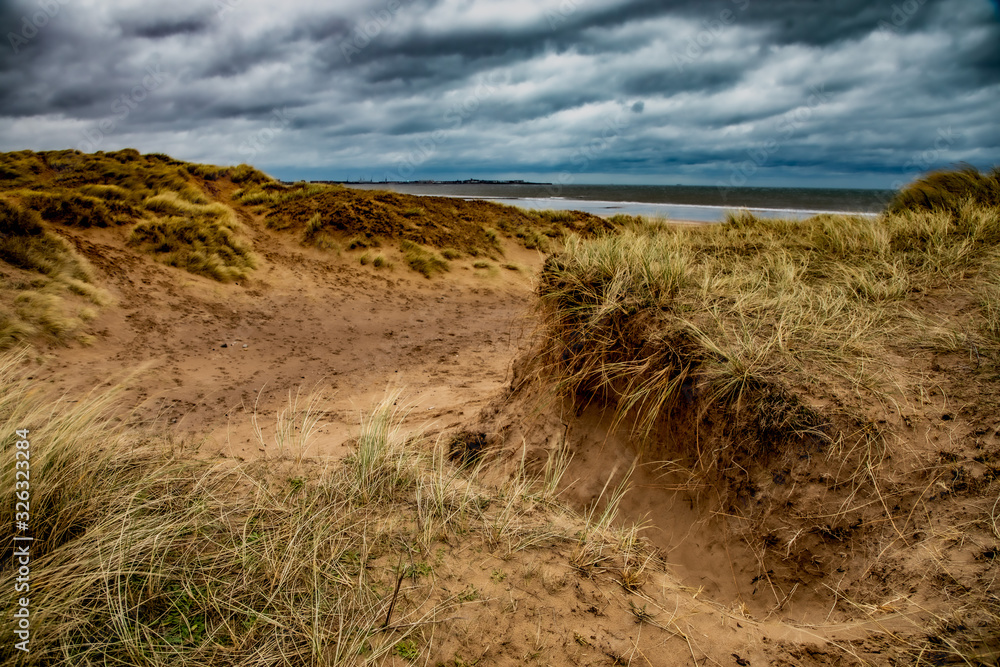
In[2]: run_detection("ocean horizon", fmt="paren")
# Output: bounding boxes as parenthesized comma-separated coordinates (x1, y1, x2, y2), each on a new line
(343, 182, 895, 222)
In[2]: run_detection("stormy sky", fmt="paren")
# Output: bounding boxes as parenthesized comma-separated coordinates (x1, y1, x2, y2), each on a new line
(0, 0, 998, 188)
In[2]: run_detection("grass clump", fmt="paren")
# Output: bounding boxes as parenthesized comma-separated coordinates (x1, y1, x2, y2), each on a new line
(0, 362, 648, 666)
(982, 284, 1000, 345)
(535, 195, 1000, 445)
(888, 163, 1000, 216)
(372, 254, 392, 269)
(0, 150, 47, 186)
(0, 372, 433, 665)
(400, 240, 449, 278)
(129, 195, 256, 282)
(0, 199, 108, 348)
(37, 150, 207, 203)
(0, 200, 93, 281)
(521, 174, 1000, 654)
(20, 189, 120, 228)
(345, 234, 381, 250)
(142, 190, 221, 216)
(235, 181, 336, 208)
(185, 162, 231, 181)
(77, 183, 134, 202)
(227, 163, 273, 185)
(266, 186, 615, 259)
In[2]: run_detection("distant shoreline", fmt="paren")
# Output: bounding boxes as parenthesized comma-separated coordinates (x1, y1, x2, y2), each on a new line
(339, 182, 888, 223)
(338, 181, 894, 213)
(303, 179, 555, 186)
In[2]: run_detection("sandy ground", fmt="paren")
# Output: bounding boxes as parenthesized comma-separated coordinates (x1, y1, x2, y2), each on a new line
(32, 225, 543, 462)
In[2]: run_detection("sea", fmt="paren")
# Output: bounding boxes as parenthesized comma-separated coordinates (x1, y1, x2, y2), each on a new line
(342, 183, 896, 223)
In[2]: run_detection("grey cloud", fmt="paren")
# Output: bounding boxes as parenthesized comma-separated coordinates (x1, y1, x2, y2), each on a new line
(0, 0, 996, 186)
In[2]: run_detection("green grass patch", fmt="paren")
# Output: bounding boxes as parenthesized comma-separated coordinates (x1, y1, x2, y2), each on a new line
(400, 240, 449, 278)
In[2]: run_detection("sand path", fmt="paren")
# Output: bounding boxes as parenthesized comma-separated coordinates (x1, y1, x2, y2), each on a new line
(33, 229, 540, 460)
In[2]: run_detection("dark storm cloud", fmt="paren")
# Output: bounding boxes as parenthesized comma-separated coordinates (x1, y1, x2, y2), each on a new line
(690, 0, 920, 45)
(120, 15, 213, 39)
(0, 0, 997, 187)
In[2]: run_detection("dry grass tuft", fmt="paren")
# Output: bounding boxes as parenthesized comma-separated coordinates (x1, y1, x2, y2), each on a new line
(400, 240, 449, 278)
(129, 194, 256, 282)
(0, 199, 109, 348)
(888, 163, 1000, 216)
(535, 201, 1000, 446)
(0, 359, 654, 665)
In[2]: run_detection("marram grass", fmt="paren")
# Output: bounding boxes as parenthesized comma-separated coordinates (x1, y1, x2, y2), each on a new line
(0, 355, 641, 666)
(535, 199, 1000, 442)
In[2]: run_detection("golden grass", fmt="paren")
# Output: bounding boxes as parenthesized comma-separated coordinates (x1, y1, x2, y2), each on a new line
(227, 163, 273, 185)
(888, 163, 1000, 215)
(142, 190, 219, 216)
(184, 162, 232, 181)
(129, 194, 256, 282)
(234, 181, 339, 207)
(0, 199, 109, 348)
(0, 150, 273, 287)
(0, 357, 650, 666)
(537, 201, 1000, 439)
(399, 240, 449, 278)
(359, 251, 393, 269)
(981, 283, 1000, 345)
(520, 176, 1000, 662)
(18, 189, 123, 228)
